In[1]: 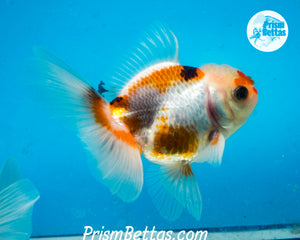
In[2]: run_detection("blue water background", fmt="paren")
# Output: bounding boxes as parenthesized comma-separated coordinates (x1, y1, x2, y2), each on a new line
(0, 0, 299, 236)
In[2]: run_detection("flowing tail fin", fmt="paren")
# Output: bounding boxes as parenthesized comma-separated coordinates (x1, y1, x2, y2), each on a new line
(0, 158, 40, 239)
(34, 50, 143, 202)
(147, 162, 202, 221)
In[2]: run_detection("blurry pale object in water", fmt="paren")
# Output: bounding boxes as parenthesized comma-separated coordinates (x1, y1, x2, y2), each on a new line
(33, 25, 258, 221)
(0, 158, 40, 239)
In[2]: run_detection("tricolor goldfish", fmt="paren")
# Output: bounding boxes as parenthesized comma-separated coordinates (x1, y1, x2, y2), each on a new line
(35, 25, 258, 221)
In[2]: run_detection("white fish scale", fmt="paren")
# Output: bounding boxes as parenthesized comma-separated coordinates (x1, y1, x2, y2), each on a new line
(140, 78, 211, 163)
(162, 79, 209, 131)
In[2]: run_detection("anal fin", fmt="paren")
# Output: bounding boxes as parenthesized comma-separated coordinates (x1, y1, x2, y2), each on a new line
(146, 162, 202, 221)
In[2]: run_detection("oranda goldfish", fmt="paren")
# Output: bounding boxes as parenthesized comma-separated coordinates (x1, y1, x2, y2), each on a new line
(35, 25, 258, 221)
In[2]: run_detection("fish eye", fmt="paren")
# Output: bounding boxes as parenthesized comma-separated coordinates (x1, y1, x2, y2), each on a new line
(233, 86, 248, 101)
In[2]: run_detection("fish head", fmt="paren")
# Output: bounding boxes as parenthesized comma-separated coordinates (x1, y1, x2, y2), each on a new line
(203, 64, 258, 138)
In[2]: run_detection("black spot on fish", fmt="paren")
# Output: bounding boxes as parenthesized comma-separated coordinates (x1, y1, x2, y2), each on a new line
(128, 88, 163, 130)
(110, 96, 123, 105)
(180, 66, 198, 81)
(97, 81, 108, 97)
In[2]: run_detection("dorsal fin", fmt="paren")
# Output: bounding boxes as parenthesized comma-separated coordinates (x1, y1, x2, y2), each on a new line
(106, 24, 179, 100)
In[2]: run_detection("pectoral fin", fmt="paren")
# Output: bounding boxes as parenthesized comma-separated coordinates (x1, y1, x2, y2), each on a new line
(195, 132, 225, 166)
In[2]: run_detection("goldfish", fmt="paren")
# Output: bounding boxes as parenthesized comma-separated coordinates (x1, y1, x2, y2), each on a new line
(34, 25, 258, 221)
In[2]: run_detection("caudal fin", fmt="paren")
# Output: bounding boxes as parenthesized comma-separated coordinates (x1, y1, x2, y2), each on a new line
(146, 162, 202, 221)
(0, 158, 40, 239)
(34, 50, 143, 202)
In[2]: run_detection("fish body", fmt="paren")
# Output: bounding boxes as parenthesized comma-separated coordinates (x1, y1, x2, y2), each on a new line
(109, 61, 257, 164)
(110, 62, 208, 163)
(35, 25, 258, 221)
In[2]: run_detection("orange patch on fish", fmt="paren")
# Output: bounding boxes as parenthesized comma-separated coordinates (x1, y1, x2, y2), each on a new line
(89, 89, 139, 150)
(151, 124, 199, 160)
(253, 86, 258, 94)
(110, 95, 129, 108)
(211, 133, 220, 145)
(128, 65, 205, 95)
(109, 95, 142, 134)
(235, 70, 254, 86)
